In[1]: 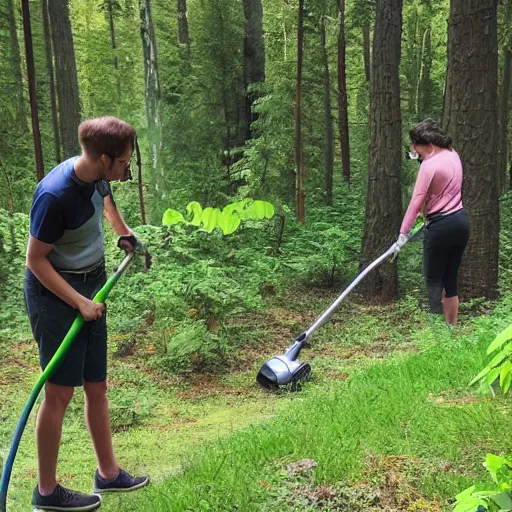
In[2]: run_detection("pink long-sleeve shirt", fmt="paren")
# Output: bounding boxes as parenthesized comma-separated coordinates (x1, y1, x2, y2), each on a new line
(400, 148, 463, 234)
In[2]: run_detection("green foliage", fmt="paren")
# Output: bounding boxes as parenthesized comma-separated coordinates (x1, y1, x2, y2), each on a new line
(453, 454, 512, 512)
(162, 198, 275, 235)
(470, 322, 512, 395)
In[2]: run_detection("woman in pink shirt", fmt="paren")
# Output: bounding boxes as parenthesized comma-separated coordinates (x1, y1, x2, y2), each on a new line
(397, 119, 470, 325)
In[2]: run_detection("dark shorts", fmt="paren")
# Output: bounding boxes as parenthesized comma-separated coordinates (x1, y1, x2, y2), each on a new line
(24, 263, 107, 387)
(423, 209, 470, 314)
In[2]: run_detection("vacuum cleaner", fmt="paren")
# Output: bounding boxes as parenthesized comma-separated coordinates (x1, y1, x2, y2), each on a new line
(256, 225, 423, 391)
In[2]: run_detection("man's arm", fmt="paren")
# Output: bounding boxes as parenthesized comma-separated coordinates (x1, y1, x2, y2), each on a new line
(26, 236, 104, 321)
(103, 195, 132, 236)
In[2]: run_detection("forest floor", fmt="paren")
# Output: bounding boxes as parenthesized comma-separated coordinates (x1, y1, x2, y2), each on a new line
(0, 288, 509, 511)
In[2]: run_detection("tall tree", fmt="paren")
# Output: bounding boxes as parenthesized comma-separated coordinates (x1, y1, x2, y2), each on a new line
(48, 0, 81, 158)
(320, 15, 334, 204)
(295, 0, 305, 223)
(177, 0, 190, 48)
(360, 0, 403, 302)
(337, 0, 350, 184)
(242, 0, 265, 142)
(21, 0, 44, 181)
(498, 0, 512, 194)
(443, 0, 500, 300)
(7, 0, 27, 129)
(140, 0, 163, 212)
(42, 0, 61, 163)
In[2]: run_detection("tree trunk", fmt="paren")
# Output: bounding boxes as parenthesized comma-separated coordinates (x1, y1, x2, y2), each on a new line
(107, 0, 118, 69)
(363, 21, 371, 82)
(7, 0, 27, 130)
(360, 0, 403, 302)
(48, 0, 81, 159)
(417, 26, 433, 119)
(444, 0, 499, 301)
(498, 1, 512, 195)
(295, 0, 305, 223)
(21, 0, 44, 181)
(337, 0, 350, 184)
(42, 0, 61, 163)
(177, 0, 190, 47)
(140, 0, 163, 206)
(242, 0, 265, 141)
(134, 136, 147, 224)
(320, 16, 334, 205)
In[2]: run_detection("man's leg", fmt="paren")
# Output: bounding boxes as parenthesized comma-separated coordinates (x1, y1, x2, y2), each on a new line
(36, 383, 74, 493)
(83, 380, 119, 480)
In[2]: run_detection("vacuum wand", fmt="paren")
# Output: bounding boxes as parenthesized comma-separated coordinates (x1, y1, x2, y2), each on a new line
(256, 224, 423, 391)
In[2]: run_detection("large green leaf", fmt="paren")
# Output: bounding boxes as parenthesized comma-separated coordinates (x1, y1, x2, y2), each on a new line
(487, 325, 512, 355)
(239, 200, 275, 220)
(485, 454, 512, 484)
(162, 208, 185, 226)
(500, 360, 512, 389)
(217, 210, 241, 235)
(186, 201, 203, 226)
(201, 207, 221, 233)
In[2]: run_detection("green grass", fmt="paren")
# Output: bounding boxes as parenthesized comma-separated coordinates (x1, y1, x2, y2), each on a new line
(107, 313, 512, 512)
(1, 294, 511, 511)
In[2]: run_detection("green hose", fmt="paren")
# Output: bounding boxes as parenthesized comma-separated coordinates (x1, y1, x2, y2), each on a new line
(0, 252, 134, 512)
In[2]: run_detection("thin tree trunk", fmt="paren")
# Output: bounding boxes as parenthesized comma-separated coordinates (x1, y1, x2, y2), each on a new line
(242, 0, 265, 142)
(360, 0, 403, 302)
(363, 21, 371, 82)
(337, 0, 350, 184)
(21, 0, 44, 181)
(134, 137, 147, 224)
(177, 0, 190, 47)
(498, 1, 512, 195)
(417, 26, 433, 119)
(444, 0, 499, 300)
(107, 0, 118, 69)
(320, 16, 334, 205)
(48, 0, 81, 159)
(140, 0, 163, 205)
(7, 0, 27, 130)
(295, 0, 305, 223)
(42, 0, 61, 163)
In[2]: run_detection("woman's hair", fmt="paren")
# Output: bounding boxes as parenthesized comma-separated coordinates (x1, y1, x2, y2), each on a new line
(78, 116, 135, 158)
(409, 118, 453, 149)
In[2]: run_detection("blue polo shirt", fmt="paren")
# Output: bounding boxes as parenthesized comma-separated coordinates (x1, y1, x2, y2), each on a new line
(29, 157, 111, 270)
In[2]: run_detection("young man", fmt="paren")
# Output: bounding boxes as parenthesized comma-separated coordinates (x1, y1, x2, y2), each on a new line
(25, 117, 149, 511)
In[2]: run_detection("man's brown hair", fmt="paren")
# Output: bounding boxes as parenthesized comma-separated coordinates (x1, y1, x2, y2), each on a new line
(78, 116, 135, 158)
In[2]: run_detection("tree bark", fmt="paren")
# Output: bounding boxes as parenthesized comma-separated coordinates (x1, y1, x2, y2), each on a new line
(417, 26, 433, 119)
(48, 0, 81, 159)
(320, 16, 334, 205)
(444, 0, 500, 300)
(498, 1, 512, 195)
(7, 0, 27, 130)
(21, 0, 44, 181)
(140, 0, 163, 206)
(363, 21, 371, 82)
(42, 0, 61, 163)
(134, 136, 147, 224)
(177, 0, 190, 47)
(360, 0, 403, 302)
(295, 0, 305, 223)
(337, 0, 350, 184)
(242, 0, 265, 141)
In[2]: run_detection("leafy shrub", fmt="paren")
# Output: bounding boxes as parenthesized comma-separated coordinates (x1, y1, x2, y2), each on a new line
(453, 454, 512, 512)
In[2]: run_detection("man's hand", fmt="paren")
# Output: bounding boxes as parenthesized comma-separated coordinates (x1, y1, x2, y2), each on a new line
(78, 297, 105, 322)
(117, 234, 140, 253)
(117, 233, 152, 270)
